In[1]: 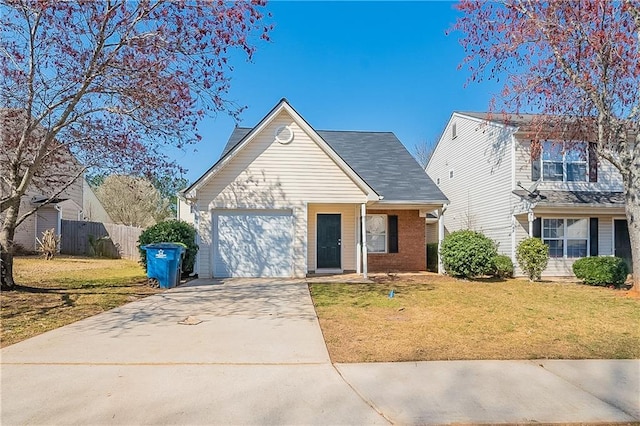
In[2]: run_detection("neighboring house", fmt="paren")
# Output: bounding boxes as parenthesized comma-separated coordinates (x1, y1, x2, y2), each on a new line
(426, 112, 632, 277)
(2, 108, 113, 252)
(179, 99, 448, 278)
(82, 179, 114, 224)
(12, 176, 113, 252)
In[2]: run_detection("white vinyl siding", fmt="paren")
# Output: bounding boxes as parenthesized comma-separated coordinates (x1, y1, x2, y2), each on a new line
(426, 114, 515, 259)
(598, 218, 614, 255)
(515, 140, 624, 192)
(35, 206, 60, 250)
(196, 110, 368, 278)
(307, 204, 357, 272)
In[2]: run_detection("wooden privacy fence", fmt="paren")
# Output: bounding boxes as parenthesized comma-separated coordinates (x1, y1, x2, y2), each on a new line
(60, 220, 143, 261)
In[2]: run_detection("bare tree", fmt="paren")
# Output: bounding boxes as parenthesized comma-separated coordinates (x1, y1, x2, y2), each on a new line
(95, 175, 171, 228)
(0, 1, 271, 289)
(411, 139, 437, 169)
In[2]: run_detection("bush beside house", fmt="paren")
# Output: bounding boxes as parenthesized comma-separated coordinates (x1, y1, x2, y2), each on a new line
(138, 220, 198, 275)
(516, 238, 549, 282)
(492, 254, 514, 278)
(573, 256, 629, 288)
(440, 230, 497, 278)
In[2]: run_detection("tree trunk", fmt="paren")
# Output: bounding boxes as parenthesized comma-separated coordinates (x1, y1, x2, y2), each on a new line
(625, 181, 640, 294)
(0, 198, 20, 291)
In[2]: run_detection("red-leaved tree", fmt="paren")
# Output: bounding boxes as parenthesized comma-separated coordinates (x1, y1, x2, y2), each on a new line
(453, 0, 640, 291)
(0, 0, 271, 289)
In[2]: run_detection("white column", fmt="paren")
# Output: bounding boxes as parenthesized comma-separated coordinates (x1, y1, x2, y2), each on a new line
(356, 206, 362, 274)
(528, 211, 535, 237)
(437, 208, 445, 274)
(361, 203, 367, 279)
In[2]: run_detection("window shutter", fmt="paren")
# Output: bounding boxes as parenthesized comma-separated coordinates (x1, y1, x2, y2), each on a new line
(531, 142, 541, 181)
(532, 218, 542, 238)
(590, 218, 598, 256)
(588, 143, 598, 182)
(388, 215, 398, 253)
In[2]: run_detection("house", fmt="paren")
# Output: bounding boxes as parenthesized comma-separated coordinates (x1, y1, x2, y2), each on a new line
(179, 99, 448, 278)
(12, 178, 113, 252)
(425, 112, 632, 276)
(1, 109, 113, 252)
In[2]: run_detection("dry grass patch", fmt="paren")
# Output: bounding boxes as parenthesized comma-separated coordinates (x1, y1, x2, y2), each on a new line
(1, 256, 161, 347)
(310, 274, 640, 363)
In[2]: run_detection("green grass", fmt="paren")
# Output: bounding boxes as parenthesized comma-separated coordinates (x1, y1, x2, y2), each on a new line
(310, 274, 640, 362)
(1, 256, 162, 347)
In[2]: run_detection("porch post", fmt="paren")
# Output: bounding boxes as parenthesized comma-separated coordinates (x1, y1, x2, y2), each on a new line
(361, 203, 367, 279)
(356, 206, 361, 274)
(528, 211, 535, 237)
(437, 208, 444, 274)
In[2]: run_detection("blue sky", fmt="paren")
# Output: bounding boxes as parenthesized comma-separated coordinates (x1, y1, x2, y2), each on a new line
(177, 1, 501, 184)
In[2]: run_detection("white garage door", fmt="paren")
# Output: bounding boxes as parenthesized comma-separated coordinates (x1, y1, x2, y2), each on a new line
(213, 210, 293, 278)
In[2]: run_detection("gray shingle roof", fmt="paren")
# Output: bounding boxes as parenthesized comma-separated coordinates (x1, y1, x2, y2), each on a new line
(221, 127, 447, 203)
(513, 190, 624, 206)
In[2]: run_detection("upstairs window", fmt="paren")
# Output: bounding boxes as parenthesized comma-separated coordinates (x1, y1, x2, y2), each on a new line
(541, 141, 587, 182)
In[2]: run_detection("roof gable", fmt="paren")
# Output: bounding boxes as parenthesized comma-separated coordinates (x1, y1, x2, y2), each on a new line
(184, 99, 447, 204)
(184, 99, 378, 199)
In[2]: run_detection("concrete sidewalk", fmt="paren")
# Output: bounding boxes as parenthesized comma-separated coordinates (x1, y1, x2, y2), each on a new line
(2, 279, 639, 425)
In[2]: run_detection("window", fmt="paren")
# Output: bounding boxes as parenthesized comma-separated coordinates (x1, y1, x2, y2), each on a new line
(366, 214, 387, 253)
(541, 141, 587, 182)
(452, 123, 457, 139)
(543, 218, 588, 258)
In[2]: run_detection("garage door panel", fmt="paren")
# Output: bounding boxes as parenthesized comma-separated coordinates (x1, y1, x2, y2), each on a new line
(214, 211, 293, 278)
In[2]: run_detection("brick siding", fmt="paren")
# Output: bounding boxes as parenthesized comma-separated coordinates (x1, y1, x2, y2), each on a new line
(367, 209, 426, 272)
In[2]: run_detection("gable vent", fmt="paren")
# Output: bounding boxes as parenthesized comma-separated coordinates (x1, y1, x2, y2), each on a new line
(275, 125, 294, 144)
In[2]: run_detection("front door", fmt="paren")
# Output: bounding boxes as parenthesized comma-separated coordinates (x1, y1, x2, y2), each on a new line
(317, 214, 341, 269)
(614, 219, 633, 272)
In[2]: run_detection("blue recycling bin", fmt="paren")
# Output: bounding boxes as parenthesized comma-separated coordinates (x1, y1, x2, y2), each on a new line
(142, 243, 186, 289)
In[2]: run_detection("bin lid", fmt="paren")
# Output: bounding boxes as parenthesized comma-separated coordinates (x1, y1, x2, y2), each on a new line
(141, 243, 186, 252)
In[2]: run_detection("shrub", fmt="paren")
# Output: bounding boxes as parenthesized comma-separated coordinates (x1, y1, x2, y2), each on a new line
(440, 230, 497, 278)
(36, 228, 60, 260)
(138, 220, 198, 275)
(426, 243, 438, 272)
(572, 256, 629, 288)
(492, 254, 514, 278)
(516, 238, 549, 282)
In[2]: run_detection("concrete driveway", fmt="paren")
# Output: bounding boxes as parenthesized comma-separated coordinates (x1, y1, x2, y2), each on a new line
(2, 278, 639, 425)
(1, 279, 387, 425)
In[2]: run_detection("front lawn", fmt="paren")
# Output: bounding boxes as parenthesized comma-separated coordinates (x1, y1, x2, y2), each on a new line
(310, 274, 640, 363)
(1, 256, 161, 347)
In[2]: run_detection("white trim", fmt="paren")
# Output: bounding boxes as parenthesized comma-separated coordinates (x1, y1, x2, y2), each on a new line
(361, 203, 368, 278)
(355, 204, 361, 274)
(437, 207, 445, 274)
(510, 134, 517, 191)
